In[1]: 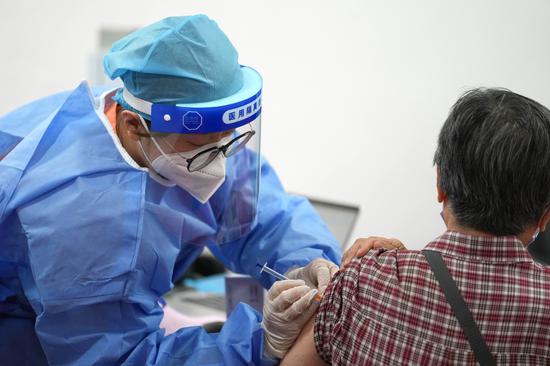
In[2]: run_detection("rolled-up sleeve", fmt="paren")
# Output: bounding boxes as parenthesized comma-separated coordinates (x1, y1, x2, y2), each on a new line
(314, 261, 358, 362)
(313, 248, 398, 363)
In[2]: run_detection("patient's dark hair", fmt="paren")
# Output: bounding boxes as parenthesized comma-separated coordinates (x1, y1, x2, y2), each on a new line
(434, 88, 550, 235)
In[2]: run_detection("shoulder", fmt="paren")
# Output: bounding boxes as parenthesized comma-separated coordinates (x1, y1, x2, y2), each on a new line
(0, 90, 72, 138)
(328, 248, 429, 310)
(341, 248, 427, 284)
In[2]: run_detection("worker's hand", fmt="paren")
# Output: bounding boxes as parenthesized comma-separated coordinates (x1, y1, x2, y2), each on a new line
(341, 236, 406, 268)
(285, 258, 339, 295)
(262, 279, 319, 359)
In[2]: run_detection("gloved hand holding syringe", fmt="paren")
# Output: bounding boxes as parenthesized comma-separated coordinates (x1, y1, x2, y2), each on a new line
(257, 262, 321, 302)
(260, 258, 339, 359)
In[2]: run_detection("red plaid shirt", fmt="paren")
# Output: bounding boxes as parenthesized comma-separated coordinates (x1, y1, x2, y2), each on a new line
(314, 231, 550, 365)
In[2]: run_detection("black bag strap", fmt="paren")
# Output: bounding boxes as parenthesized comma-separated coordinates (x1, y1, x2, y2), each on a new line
(422, 250, 496, 366)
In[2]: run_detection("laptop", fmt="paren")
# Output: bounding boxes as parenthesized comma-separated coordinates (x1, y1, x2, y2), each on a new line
(306, 196, 360, 248)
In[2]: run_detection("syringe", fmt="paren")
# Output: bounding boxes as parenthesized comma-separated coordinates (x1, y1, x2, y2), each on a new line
(257, 262, 289, 281)
(257, 262, 321, 302)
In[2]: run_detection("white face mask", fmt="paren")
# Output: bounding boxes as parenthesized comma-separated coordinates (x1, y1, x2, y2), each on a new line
(150, 145, 227, 203)
(136, 116, 228, 203)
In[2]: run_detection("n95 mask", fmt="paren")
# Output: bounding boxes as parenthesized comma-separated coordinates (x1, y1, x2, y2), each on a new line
(150, 145, 227, 204)
(137, 114, 229, 203)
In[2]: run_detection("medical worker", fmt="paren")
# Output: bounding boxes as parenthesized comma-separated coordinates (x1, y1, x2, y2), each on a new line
(0, 15, 340, 365)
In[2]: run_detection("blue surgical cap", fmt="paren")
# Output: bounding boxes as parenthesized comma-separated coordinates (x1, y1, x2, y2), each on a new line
(103, 15, 243, 111)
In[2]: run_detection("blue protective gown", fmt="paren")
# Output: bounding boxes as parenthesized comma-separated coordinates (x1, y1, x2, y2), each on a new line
(0, 82, 341, 365)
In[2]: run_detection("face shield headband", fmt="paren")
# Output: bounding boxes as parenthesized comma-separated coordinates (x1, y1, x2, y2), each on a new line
(121, 66, 262, 135)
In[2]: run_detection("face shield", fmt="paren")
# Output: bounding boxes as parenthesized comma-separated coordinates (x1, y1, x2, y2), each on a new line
(121, 66, 262, 245)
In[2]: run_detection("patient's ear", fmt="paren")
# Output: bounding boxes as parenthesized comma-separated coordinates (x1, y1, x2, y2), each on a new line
(539, 207, 550, 232)
(436, 168, 446, 203)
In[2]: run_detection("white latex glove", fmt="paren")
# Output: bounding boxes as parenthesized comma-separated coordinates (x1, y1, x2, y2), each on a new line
(285, 258, 339, 295)
(262, 279, 319, 359)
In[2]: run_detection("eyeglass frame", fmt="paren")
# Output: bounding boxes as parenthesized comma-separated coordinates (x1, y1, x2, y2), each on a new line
(184, 130, 256, 172)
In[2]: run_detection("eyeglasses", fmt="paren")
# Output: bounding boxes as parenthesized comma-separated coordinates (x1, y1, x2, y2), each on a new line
(185, 130, 256, 172)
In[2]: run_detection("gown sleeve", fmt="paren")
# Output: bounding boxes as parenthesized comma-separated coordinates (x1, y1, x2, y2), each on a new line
(209, 156, 342, 288)
(32, 294, 276, 365)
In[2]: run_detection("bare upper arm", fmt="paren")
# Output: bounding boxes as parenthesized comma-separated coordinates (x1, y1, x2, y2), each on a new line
(280, 314, 327, 366)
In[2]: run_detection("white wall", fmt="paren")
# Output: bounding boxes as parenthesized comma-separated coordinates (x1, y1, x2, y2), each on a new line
(2, 0, 550, 249)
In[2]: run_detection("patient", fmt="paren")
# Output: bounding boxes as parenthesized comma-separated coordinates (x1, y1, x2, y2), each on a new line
(282, 88, 550, 365)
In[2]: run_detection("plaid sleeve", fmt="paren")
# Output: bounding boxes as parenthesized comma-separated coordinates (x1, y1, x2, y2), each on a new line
(313, 249, 401, 363)
(313, 259, 361, 362)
